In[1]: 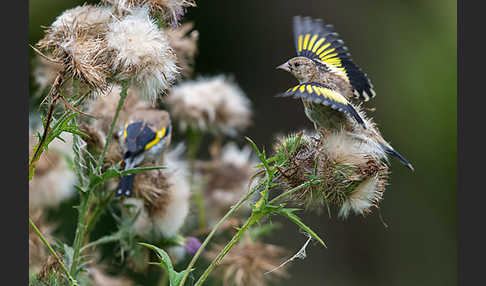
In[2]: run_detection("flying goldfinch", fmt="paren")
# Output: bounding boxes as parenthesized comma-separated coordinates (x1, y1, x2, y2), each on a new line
(277, 16, 413, 171)
(116, 109, 172, 197)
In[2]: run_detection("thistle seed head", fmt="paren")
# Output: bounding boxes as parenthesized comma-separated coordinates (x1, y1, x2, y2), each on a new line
(166, 75, 252, 136)
(106, 6, 179, 101)
(273, 130, 389, 218)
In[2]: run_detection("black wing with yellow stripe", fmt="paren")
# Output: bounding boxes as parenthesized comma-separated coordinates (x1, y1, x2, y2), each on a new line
(293, 16, 375, 101)
(281, 82, 365, 127)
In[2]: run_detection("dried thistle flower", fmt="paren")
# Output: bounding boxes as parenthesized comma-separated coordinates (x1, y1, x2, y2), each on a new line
(166, 76, 252, 135)
(198, 143, 259, 222)
(166, 22, 199, 78)
(106, 6, 178, 101)
(338, 175, 387, 218)
(273, 130, 389, 218)
(49, 4, 113, 35)
(29, 130, 76, 211)
(37, 5, 114, 91)
(104, 0, 196, 26)
(205, 233, 288, 286)
(124, 146, 190, 238)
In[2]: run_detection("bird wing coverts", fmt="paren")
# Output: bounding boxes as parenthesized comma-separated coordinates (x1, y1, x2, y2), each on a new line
(293, 16, 375, 101)
(282, 82, 365, 127)
(123, 122, 157, 156)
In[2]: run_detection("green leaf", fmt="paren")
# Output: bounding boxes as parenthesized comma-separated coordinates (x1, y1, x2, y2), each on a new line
(62, 244, 75, 273)
(120, 166, 166, 176)
(277, 208, 327, 248)
(87, 165, 165, 189)
(139, 242, 192, 286)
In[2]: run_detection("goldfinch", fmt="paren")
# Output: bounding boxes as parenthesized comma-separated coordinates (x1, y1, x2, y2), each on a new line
(116, 109, 172, 197)
(277, 16, 413, 171)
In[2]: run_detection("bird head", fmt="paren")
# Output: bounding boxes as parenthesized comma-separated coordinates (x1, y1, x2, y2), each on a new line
(276, 56, 318, 83)
(119, 109, 172, 164)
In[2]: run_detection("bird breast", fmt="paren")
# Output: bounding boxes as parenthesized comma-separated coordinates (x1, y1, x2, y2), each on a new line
(302, 99, 348, 132)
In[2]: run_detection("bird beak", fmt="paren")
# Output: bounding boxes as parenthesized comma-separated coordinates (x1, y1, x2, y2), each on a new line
(276, 61, 291, 72)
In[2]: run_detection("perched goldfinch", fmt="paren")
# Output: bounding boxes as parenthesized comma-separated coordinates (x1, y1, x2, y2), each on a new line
(116, 109, 172, 197)
(277, 16, 413, 171)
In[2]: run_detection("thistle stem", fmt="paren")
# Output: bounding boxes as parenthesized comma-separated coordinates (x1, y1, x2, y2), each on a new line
(85, 192, 114, 236)
(70, 192, 90, 277)
(29, 73, 68, 180)
(178, 186, 258, 286)
(70, 81, 129, 278)
(193, 212, 263, 286)
(96, 81, 129, 171)
(29, 218, 77, 286)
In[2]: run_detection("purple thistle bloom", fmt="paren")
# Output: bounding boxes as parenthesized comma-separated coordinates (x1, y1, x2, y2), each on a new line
(184, 237, 201, 255)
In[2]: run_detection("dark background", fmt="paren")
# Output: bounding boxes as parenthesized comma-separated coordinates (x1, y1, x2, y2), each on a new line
(29, 0, 457, 285)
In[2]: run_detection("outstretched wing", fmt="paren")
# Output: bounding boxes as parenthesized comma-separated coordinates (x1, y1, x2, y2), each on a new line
(293, 16, 375, 101)
(281, 82, 365, 127)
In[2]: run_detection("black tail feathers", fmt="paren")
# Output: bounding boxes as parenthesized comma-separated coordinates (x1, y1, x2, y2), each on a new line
(379, 143, 414, 171)
(115, 174, 136, 197)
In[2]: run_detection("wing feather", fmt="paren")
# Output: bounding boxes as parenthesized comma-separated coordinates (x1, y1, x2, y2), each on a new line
(280, 82, 366, 127)
(293, 16, 375, 101)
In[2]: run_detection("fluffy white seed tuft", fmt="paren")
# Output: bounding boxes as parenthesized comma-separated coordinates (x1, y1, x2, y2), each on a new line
(106, 6, 178, 101)
(125, 145, 190, 239)
(151, 145, 190, 238)
(338, 175, 383, 218)
(166, 75, 252, 135)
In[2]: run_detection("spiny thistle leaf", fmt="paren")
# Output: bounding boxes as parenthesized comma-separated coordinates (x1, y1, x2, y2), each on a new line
(139, 242, 192, 286)
(62, 244, 75, 271)
(87, 166, 165, 188)
(120, 166, 166, 176)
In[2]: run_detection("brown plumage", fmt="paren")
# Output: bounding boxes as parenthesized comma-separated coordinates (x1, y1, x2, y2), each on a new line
(277, 16, 413, 171)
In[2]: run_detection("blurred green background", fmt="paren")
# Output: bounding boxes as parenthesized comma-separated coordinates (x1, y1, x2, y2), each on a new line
(29, 0, 457, 285)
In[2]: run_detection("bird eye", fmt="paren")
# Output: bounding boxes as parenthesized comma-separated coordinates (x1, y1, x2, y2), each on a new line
(294, 63, 301, 68)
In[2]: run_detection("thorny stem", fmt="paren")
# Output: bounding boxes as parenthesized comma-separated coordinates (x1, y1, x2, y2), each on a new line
(29, 73, 69, 180)
(29, 102, 55, 179)
(96, 81, 130, 171)
(29, 218, 78, 286)
(70, 82, 129, 279)
(178, 186, 259, 286)
(70, 192, 90, 277)
(189, 180, 320, 286)
(85, 192, 115, 236)
(194, 212, 263, 286)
